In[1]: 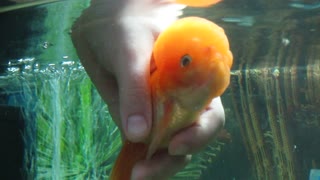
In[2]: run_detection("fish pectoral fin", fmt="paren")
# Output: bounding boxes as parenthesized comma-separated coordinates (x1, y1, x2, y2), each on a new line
(146, 99, 174, 159)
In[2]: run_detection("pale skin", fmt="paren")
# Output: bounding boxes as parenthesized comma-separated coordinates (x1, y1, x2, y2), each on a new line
(71, 0, 225, 179)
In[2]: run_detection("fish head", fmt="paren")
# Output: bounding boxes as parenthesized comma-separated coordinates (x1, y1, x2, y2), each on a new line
(153, 17, 233, 98)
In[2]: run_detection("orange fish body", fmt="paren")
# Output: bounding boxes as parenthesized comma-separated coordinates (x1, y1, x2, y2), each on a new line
(147, 16, 232, 158)
(110, 16, 232, 180)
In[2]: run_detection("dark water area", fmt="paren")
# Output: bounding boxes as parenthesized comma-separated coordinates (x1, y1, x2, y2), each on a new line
(0, 106, 24, 179)
(0, 0, 319, 179)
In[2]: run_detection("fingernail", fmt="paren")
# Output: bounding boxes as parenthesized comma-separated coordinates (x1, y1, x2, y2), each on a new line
(127, 114, 148, 141)
(171, 144, 189, 155)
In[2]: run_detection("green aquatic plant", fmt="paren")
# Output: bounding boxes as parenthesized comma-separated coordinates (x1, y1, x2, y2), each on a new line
(11, 61, 121, 179)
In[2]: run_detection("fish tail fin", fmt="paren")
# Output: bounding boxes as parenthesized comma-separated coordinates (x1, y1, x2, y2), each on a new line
(110, 140, 148, 180)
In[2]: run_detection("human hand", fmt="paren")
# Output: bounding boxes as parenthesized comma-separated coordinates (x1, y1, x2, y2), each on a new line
(71, 0, 185, 142)
(131, 97, 225, 180)
(71, 0, 225, 179)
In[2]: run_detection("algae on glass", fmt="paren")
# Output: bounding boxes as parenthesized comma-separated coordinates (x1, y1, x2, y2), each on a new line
(20, 0, 90, 63)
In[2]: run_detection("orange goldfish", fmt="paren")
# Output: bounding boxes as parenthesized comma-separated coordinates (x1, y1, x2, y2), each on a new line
(110, 14, 232, 180)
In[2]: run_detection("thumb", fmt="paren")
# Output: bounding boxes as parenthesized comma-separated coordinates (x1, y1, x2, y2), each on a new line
(116, 54, 152, 143)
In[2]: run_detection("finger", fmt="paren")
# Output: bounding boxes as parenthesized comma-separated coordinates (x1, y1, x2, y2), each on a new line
(116, 26, 154, 142)
(116, 58, 152, 142)
(71, 34, 123, 132)
(72, 18, 154, 141)
(169, 97, 225, 155)
(131, 151, 191, 180)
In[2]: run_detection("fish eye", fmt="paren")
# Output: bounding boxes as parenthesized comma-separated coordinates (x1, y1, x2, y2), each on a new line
(180, 54, 192, 67)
